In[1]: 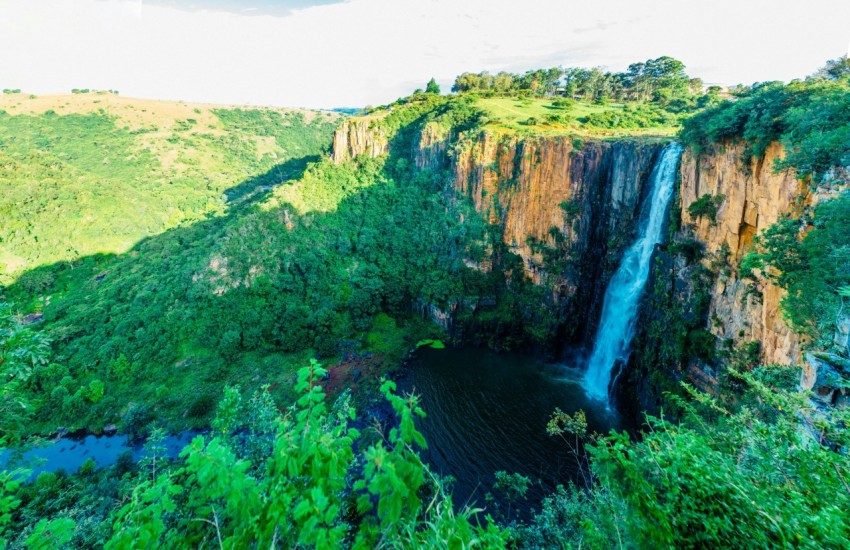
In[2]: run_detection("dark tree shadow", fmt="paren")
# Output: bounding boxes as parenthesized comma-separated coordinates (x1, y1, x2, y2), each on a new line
(223, 155, 320, 207)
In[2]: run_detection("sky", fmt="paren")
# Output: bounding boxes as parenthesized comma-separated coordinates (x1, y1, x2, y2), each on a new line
(2, 0, 849, 109)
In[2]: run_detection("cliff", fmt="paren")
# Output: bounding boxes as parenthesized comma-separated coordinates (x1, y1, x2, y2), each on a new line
(332, 117, 389, 164)
(331, 106, 848, 419)
(452, 134, 668, 349)
(679, 141, 807, 366)
(453, 135, 658, 284)
(330, 114, 665, 346)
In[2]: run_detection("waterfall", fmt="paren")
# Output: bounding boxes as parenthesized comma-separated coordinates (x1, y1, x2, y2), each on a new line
(583, 143, 683, 402)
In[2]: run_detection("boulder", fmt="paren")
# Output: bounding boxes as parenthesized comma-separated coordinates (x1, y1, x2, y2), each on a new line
(802, 352, 849, 406)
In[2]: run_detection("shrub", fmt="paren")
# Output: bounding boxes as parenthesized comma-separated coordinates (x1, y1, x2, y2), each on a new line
(550, 98, 575, 110)
(687, 193, 725, 224)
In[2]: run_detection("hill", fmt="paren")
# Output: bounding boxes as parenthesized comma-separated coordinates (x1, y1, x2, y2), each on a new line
(0, 93, 340, 285)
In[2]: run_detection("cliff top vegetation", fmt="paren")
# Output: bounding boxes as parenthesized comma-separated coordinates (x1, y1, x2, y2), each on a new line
(681, 56, 850, 181)
(361, 56, 716, 138)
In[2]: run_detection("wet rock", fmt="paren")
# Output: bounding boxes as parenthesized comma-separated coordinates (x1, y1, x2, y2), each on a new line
(103, 424, 118, 435)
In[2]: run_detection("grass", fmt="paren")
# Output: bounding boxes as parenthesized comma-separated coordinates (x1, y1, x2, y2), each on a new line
(0, 94, 340, 285)
(474, 96, 681, 137)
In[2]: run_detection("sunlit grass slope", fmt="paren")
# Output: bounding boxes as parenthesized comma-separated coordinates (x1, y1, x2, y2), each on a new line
(0, 92, 340, 284)
(474, 96, 681, 136)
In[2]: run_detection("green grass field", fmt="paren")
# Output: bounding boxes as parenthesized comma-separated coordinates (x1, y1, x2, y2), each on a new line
(474, 96, 681, 137)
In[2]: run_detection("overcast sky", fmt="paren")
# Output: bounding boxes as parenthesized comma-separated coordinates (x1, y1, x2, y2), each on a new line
(2, 0, 849, 109)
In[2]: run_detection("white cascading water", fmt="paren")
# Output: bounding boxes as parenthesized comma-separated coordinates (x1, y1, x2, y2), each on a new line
(583, 143, 683, 402)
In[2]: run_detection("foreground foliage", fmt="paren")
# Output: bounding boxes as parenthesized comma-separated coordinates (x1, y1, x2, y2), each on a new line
(531, 372, 850, 549)
(4, 360, 509, 548)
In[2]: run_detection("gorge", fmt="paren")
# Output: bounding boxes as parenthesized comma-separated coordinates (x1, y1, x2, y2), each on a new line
(2, 62, 849, 547)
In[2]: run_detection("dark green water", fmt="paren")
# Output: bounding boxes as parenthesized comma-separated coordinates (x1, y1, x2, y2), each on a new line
(398, 347, 623, 511)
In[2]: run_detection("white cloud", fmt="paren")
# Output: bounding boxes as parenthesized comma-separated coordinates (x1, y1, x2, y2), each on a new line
(2, 0, 849, 108)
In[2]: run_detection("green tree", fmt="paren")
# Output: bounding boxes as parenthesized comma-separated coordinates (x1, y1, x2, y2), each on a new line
(812, 55, 850, 81)
(106, 361, 509, 548)
(687, 193, 725, 225)
(425, 78, 441, 94)
(0, 304, 51, 444)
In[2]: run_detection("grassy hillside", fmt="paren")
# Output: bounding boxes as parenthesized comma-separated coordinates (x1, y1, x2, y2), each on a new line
(474, 96, 681, 136)
(1, 94, 534, 437)
(0, 93, 339, 284)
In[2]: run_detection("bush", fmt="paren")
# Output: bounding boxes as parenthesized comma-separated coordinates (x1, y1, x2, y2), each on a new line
(588, 374, 850, 548)
(687, 193, 724, 224)
(550, 98, 575, 110)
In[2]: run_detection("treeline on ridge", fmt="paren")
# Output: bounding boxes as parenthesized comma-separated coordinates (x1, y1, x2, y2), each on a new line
(451, 56, 717, 109)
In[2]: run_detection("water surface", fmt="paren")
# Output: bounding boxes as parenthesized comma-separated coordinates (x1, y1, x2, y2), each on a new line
(398, 347, 622, 511)
(0, 432, 197, 479)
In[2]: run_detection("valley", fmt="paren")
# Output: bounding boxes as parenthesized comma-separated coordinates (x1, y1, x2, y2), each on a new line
(1, 55, 849, 548)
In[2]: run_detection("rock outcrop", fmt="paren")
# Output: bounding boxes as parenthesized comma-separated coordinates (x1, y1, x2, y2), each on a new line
(329, 116, 665, 347)
(332, 117, 388, 164)
(679, 142, 807, 365)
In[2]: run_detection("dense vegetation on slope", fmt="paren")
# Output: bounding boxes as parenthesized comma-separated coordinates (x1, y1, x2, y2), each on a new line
(2, 94, 560, 438)
(0, 95, 338, 284)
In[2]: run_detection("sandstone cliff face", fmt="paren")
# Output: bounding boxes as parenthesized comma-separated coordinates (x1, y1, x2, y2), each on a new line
(679, 142, 807, 366)
(451, 134, 664, 346)
(453, 134, 659, 287)
(329, 117, 664, 345)
(332, 118, 388, 164)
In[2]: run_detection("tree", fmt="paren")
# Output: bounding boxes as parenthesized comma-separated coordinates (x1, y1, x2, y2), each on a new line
(425, 78, 441, 94)
(0, 304, 51, 444)
(812, 55, 850, 81)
